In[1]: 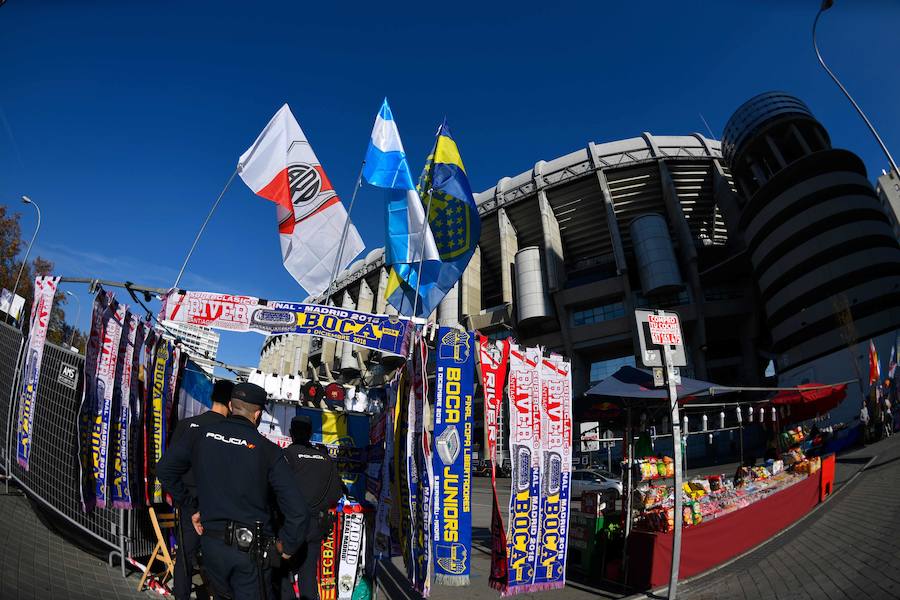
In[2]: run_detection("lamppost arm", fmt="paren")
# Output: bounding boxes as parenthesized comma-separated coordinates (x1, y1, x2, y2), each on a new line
(813, 4, 899, 176)
(7, 196, 42, 326)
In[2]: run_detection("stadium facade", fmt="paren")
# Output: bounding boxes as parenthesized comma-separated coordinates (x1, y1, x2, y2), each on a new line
(260, 91, 900, 430)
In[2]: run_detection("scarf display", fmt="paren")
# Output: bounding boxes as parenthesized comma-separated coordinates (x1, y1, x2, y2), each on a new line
(374, 376, 398, 556)
(431, 327, 475, 586)
(15, 275, 60, 470)
(79, 290, 111, 511)
(478, 335, 511, 592)
(504, 347, 542, 596)
(110, 311, 139, 509)
(338, 504, 366, 600)
(92, 300, 127, 509)
(406, 334, 432, 596)
(319, 508, 341, 600)
(532, 355, 573, 590)
(161, 289, 411, 356)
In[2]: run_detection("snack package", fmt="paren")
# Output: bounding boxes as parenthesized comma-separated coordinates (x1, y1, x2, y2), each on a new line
(657, 460, 668, 478)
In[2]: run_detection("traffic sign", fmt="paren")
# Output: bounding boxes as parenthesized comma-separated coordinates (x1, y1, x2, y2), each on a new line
(635, 309, 687, 368)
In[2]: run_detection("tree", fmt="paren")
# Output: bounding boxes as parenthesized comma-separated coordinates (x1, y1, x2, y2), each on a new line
(0, 204, 81, 347)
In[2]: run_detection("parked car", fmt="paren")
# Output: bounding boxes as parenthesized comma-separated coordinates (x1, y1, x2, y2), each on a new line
(571, 468, 622, 498)
(472, 459, 491, 477)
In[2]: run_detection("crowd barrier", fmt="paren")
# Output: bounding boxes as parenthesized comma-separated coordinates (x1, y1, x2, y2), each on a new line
(0, 321, 156, 576)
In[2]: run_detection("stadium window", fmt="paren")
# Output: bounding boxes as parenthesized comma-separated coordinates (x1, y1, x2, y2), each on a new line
(571, 301, 625, 327)
(590, 355, 636, 385)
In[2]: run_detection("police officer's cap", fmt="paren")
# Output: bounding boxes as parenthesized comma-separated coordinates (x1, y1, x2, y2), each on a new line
(231, 382, 267, 407)
(211, 379, 234, 405)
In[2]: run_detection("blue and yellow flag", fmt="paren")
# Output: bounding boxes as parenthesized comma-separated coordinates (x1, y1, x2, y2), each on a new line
(385, 121, 481, 317)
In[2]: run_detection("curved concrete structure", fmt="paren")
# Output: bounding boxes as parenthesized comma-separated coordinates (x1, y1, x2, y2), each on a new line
(723, 91, 900, 370)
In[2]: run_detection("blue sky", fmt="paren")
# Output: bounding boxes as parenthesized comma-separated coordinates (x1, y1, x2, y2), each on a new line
(2, 1, 899, 374)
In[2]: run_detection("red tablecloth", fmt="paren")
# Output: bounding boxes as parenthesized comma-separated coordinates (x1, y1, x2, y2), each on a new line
(627, 470, 822, 589)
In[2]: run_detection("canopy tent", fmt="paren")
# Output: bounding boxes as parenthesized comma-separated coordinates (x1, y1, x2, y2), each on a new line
(585, 365, 719, 401)
(769, 382, 847, 424)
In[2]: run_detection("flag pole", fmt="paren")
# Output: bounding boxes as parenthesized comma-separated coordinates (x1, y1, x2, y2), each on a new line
(173, 168, 238, 290)
(323, 161, 366, 307)
(406, 186, 435, 359)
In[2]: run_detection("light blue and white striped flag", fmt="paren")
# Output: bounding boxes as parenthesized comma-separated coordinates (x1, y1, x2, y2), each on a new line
(363, 99, 440, 312)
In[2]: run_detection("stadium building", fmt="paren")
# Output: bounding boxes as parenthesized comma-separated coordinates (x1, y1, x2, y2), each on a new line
(260, 91, 900, 431)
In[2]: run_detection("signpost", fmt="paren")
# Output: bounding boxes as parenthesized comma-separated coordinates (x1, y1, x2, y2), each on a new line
(635, 309, 686, 600)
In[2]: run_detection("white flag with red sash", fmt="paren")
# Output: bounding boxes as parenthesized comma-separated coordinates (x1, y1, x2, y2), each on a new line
(238, 104, 364, 295)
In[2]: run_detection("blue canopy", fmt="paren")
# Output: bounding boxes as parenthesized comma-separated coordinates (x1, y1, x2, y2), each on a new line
(585, 365, 717, 401)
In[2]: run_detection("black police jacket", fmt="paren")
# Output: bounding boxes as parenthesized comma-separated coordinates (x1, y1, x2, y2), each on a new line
(157, 414, 310, 556)
(167, 410, 226, 502)
(283, 442, 342, 541)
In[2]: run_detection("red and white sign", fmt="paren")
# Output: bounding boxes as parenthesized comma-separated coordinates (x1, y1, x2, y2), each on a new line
(162, 290, 255, 331)
(647, 313, 682, 346)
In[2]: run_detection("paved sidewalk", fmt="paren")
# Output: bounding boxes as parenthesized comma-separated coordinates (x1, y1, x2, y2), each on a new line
(0, 487, 149, 600)
(650, 434, 900, 599)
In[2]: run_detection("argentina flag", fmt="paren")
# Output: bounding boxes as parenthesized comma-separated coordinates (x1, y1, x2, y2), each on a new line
(363, 99, 442, 317)
(384, 120, 481, 318)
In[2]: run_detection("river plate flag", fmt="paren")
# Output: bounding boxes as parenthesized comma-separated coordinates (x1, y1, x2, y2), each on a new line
(385, 121, 480, 318)
(432, 328, 474, 586)
(15, 275, 60, 470)
(239, 104, 365, 295)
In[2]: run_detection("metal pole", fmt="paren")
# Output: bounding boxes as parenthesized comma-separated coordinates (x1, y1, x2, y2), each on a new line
(813, 1, 899, 176)
(65, 291, 81, 348)
(409, 187, 435, 322)
(7, 196, 41, 326)
(323, 162, 366, 306)
(664, 312, 684, 600)
(172, 168, 238, 290)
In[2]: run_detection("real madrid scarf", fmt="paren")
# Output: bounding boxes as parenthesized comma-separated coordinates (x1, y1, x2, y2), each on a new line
(431, 327, 474, 586)
(15, 275, 60, 471)
(338, 503, 366, 600)
(478, 335, 510, 592)
(504, 347, 542, 596)
(532, 355, 573, 591)
(79, 290, 111, 512)
(110, 312, 139, 509)
(92, 300, 127, 510)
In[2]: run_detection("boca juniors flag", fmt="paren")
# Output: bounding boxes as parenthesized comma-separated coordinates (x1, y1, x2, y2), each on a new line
(239, 104, 365, 295)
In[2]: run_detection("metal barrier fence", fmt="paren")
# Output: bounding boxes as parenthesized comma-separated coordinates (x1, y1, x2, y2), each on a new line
(0, 321, 155, 575)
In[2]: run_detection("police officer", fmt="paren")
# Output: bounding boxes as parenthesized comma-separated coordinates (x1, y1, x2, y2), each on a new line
(279, 416, 342, 600)
(158, 382, 310, 600)
(167, 379, 233, 600)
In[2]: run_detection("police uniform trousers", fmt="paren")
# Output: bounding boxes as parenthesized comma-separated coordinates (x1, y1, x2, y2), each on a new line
(175, 509, 202, 600)
(201, 536, 274, 600)
(279, 541, 321, 600)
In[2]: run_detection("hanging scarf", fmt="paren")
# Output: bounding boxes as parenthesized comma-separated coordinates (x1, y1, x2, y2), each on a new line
(92, 300, 127, 509)
(406, 332, 432, 596)
(431, 327, 475, 586)
(148, 336, 171, 504)
(79, 290, 111, 511)
(128, 319, 147, 507)
(15, 275, 60, 470)
(374, 375, 399, 556)
(504, 347, 542, 596)
(533, 355, 573, 591)
(319, 508, 341, 600)
(338, 504, 366, 600)
(141, 328, 158, 505)
(110, 311, 139, 509)
(478, 335, 511, 591)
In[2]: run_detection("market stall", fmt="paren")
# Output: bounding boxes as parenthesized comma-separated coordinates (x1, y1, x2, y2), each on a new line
(583, 367, 845, 591)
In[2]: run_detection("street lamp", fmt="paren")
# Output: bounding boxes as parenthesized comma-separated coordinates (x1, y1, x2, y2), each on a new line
(65, 290, 81, 350)
(7, 196, 42, 326)
(813, 0, 899, 176)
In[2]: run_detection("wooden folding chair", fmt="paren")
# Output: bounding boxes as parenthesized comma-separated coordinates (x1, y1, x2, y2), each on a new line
(137, 506, 177, 592)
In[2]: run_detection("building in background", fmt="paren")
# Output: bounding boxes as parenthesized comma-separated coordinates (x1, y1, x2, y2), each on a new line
(260, 91, 900, 437)
(876, 170, 900, 240)
(161, 320, 220, 374)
